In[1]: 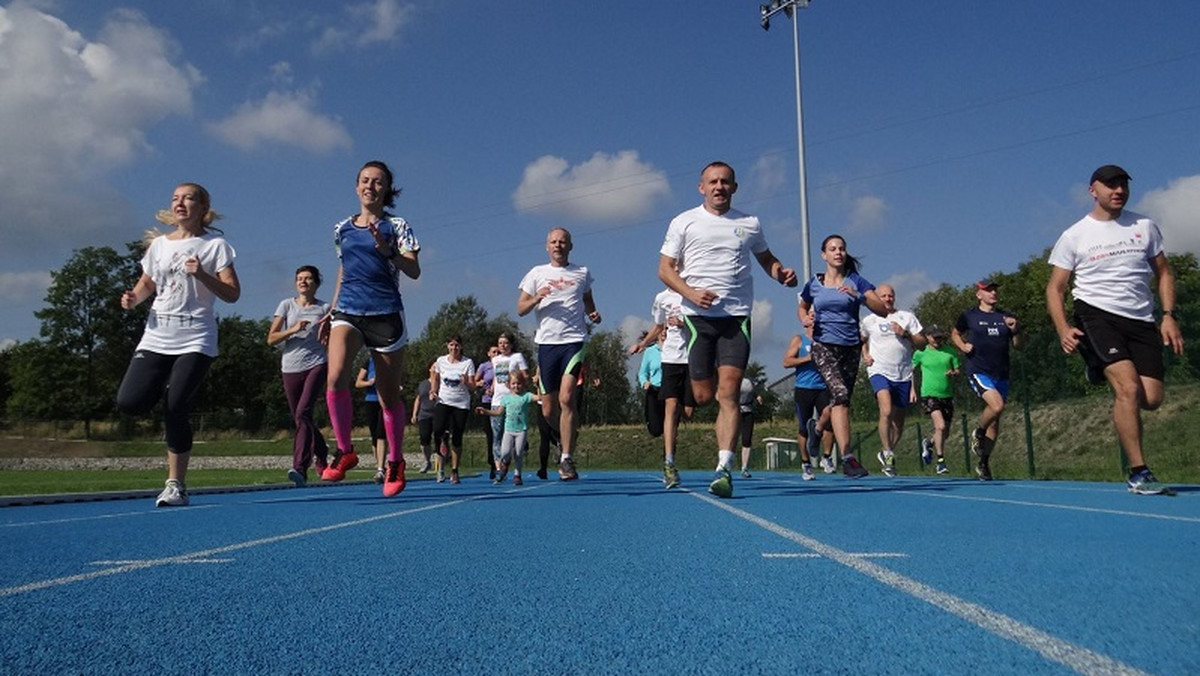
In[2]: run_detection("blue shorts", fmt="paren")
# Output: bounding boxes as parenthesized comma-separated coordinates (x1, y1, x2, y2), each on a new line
(969, 372, 1009, 402)
(538, 342, 585, 394)
(868, 374, 912, 408)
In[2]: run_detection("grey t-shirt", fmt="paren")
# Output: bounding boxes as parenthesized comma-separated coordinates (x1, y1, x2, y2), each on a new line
(274, 297, 330, 374)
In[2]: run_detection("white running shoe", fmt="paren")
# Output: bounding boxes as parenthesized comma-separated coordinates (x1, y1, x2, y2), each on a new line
(155, 479, 189, 507)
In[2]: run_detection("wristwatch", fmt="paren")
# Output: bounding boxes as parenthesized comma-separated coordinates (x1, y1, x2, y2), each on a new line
(1162, 310, 1176, 318)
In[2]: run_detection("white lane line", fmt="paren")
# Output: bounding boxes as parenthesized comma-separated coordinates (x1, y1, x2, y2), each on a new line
(763, 552, 908, 559)
(690, 490, 1154, 676)
(0, 487, 540, 598)
(90, 559, 233, 565)
(896, 490, 1200, 523)
(0, 504, 221, 529)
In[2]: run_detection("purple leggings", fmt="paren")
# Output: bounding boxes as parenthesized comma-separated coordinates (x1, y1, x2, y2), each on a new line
(282, 364, 329, 472)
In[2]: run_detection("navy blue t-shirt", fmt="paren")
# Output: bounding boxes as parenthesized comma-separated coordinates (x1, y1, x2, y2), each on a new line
(955, 306, 1014, 379)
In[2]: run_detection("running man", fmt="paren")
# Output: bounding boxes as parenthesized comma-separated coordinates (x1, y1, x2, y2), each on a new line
(860, 283, 925, 477)
(912, 324, 959, 474)
(1046, 164, 1184, 495)
(658, 161, 797, 498)
(951, 279, 1021, 481)
(518, 227, 600, 481)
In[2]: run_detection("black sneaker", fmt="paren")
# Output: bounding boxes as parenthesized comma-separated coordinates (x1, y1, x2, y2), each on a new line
(976, 456, 993, 481)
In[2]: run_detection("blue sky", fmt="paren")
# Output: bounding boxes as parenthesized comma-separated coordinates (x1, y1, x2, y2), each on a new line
(2, 0, 1198, 382)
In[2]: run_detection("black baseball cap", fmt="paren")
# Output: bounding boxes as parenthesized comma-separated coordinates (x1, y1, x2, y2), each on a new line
(926, 324, 947, 338)
(1090, 165, 1131, 184)
(976, 279, 999, 290)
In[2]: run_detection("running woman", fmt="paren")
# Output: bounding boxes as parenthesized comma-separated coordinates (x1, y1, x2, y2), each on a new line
(117, 182, 240, 507)
(318, 160, 420, 498)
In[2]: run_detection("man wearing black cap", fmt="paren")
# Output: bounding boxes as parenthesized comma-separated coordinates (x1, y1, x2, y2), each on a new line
(1045, 164, 1185, 495)
(951, 279, 1021, 480)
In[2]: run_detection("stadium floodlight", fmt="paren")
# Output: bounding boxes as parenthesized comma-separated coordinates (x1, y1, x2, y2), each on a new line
(758, 0, 814, 280)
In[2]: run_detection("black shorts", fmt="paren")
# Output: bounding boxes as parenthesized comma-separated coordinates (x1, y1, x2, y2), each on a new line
(1074, 300, 1164, 380)
(330, 311, 407, 352)
(538, 342, 585, 394)
(681, 315, 751, 382)
(793, 387, 831, 431)
(921, 397, 954, 420)
(659, 362, 697, 408)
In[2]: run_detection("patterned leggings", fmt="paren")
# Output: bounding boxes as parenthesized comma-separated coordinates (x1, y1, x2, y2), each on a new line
(811, 341, 861, 406)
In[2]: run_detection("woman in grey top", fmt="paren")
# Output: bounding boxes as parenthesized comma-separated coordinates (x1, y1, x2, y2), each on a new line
(267, 265, 331, 485)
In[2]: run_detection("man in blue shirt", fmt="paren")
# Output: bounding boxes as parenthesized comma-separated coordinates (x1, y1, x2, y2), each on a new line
(952, 279, 1021, 480)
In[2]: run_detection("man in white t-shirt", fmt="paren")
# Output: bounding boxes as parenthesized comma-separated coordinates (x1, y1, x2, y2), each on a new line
(518, 227, 600, 481)
(1046, 164, 1185, 495)
(859, 284, 925, 477)
(658, 161, 797, 499)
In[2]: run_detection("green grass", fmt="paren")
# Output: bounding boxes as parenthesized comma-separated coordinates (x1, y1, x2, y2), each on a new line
(3, 383, 1198, 495)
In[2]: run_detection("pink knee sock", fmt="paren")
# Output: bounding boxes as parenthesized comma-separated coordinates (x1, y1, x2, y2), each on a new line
(326, 389, 353, 453)
(382, 400, 407, 463)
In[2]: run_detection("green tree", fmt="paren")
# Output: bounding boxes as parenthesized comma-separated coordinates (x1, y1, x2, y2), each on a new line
(23, 244, 145, 436)
(202, 316, 279, 431)
(578, 329, 636, 425)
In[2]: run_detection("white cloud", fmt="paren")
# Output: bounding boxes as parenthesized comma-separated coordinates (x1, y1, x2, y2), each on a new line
(314, 0, 414, 53)
(208, 90, 352, 153)
(0, 271, 52, 304)
(618, 314, 653, 348)
(513, 151, 671, 222)
(0, 4, 197, 247)
(751, 152, 788, 197)
(1135, 174, 1200, 255)
(847, 195, 888, 233)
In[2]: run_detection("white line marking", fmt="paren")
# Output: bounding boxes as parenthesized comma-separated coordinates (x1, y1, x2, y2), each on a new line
(690, 490, 1154, 676)
(90, 559, 233, 565)
(0, 504, 220, 529)
(896, 490, 1200, 523)
(762, 552, 908, 559)
(0, 489, 531, 598)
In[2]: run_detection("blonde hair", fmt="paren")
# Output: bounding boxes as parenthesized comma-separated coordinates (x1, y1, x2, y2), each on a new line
(152, 182, 224, 234)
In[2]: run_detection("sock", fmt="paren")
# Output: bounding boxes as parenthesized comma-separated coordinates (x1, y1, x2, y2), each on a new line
(717, 449, 735, 470)
(382, 400, 407, 463)
(1129, 465, 1147, 477)
(665, 453, 675, 466)
(325, 389, 353, 453)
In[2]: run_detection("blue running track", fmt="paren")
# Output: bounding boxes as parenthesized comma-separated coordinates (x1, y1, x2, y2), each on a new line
(1, 471, 1197, 675)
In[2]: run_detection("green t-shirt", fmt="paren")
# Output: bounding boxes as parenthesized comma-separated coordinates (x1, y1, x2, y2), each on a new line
(912, 345, 960, 398)
(500, 392, 535, 432)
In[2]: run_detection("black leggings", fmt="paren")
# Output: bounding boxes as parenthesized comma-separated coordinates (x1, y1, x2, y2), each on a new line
(116, 350, 214, 454)
(432, 403, 469, 449)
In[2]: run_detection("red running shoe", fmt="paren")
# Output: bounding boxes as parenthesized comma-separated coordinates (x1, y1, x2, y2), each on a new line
(322, 449, 359, 482)
(383, 459, 406, 497)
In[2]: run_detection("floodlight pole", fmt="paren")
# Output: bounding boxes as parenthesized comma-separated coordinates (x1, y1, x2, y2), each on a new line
(760, 0, 814, 281)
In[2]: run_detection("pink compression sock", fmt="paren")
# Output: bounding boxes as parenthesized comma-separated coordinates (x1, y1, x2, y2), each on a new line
(382, 400, 407, 463)
(326, 389, 353, 452)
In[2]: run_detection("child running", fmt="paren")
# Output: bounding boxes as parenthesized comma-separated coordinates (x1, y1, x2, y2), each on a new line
(477, 371, 539, 486)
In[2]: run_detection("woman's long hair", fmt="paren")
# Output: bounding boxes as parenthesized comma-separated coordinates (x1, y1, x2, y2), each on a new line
(147, 182, 224, 243)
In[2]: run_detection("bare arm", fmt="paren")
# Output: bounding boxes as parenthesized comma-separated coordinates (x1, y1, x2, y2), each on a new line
(753, 248, 798, 287)
(629, 324, 664, 355)
(120, 274, 156, 310)
(1151, 252, 1185, 355)
(950, 327, 972, 355)
(862, 288, 888, 317)
(392, 249, 420, 280)
(517, 288, 546, 317)
(782, 335, 810, 369)
(583, 290, 601, 324)
(659, 254, 715, 309)
(355, 367, 374, 389)
(318, 266, 344, 344)
(1045, 265, 1081, 354)
(266, 314, 308, 346)
(188, 260, 240, 303)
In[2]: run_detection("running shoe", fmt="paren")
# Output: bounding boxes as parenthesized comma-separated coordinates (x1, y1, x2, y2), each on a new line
(741, 468, 752, 479)
(373, 467, 385, 484)
(383, 459, 406, 497)
(322, 448, 359, 482)
(976, 456, 993, 481)
(802, 463, 815, 481)
(419, 461, 432, 474)
(820, 455, 836, 474)
(314, 457, 328, 478)
(498, 460, 510, 484)
(536, 467, 548, 480)
(1128, 468, 1169, 495)
(877, 451, 896, 477)
(936, 460, 949, 475)
(155, 479, 188, 507)
(663, 463, 680, 490)
(842, 455, 868, 479)
(708, 468, 733, 498)
(288, 469, 307, 487)
(970, 428, 985, 457)
(805, 418, 821, 459)
(921, 438, 934, 465)
(450, 469, 460, 485)
(513, 473, 524, 486)
(559, 456, 578, 481)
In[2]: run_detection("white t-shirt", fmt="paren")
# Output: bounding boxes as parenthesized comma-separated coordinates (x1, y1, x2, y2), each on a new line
(660, 205, 768, 317)
(860, 310, 922, 382)
(136, 233, 236, 357)
(434, 356, 475, 410)
(651, 289, 687, 365)
(491, 352, 529, 400)
(273, 297, 330, 374)
(1047, 211, 1162, 321)
(518, 263, 594, 345)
